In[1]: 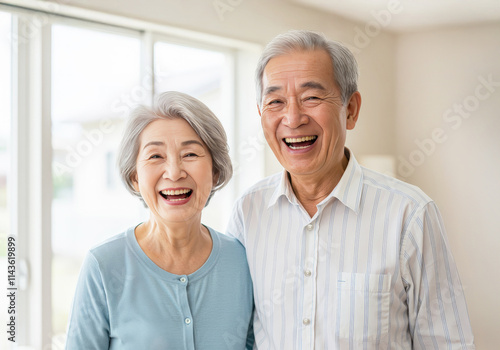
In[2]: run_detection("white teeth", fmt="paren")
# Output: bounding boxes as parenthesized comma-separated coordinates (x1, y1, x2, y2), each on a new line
(289, 144, 311, 150)
(284, 136, 317, 143)
(161, 189, 191, 196)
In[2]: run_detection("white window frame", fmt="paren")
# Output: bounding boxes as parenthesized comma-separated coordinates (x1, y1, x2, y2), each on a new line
(10, 10, 53, 349)
(2, 1, 263, 348)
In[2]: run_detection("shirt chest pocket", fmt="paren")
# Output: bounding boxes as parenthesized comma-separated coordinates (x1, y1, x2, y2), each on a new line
(336, 272, 392, 344)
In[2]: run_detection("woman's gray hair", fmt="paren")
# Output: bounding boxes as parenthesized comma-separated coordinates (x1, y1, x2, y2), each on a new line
(255, 30, 358, 107)
(117, 91, 232, 206)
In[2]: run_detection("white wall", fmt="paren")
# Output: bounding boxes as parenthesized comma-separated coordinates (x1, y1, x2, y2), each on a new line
(395, 23, 500, 350)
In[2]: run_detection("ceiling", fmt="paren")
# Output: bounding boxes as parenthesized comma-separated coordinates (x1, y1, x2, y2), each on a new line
(291, 0, 500, 32)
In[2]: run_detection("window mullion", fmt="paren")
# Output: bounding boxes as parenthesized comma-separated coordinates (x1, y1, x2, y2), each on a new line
(13, 13, 53, 348)
(141, 30, 154, 107)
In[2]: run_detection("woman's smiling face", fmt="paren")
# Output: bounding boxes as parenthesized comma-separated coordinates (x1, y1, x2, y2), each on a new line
(133, 118, 214, 224)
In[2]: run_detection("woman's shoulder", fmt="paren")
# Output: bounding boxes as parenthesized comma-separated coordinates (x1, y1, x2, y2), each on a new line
(207, 227, 248, 267)
(209, 227, 245, 251)
(87, 226, 136, 265)
(90, 231, 126, 253)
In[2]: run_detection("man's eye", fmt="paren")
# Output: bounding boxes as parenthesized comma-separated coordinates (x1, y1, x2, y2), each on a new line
(268, 99, 283, 105)
(305, 96, 319, 101)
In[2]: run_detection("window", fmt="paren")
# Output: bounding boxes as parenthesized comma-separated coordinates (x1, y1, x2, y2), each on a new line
(1, 3, 261, 348)
(154, 40, 234, 230)
(50, 23, 146, 340)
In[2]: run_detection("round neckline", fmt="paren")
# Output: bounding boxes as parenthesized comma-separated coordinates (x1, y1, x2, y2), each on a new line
(126, 223, 220, 283)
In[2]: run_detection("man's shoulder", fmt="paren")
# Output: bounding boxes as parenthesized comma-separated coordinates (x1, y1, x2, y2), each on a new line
(237, 172, 282, 200)
(360, 166, 433, 206)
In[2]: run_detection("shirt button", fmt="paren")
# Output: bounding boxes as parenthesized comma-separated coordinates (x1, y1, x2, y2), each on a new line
(180, 277, 187, 283)
(304, 270, 312, 277)
(306, 224, 313, 231)
(185, 318, 191, 325)
(303, 318, 311, 325)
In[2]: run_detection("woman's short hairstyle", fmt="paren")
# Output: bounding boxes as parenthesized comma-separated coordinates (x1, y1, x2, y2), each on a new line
(255, 30, 358, 107)
(117, 91, 232, 206)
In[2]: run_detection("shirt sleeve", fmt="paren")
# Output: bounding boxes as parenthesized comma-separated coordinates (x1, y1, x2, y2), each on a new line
(226, 198, 245, 246)
(65, 252, 111, 350)
(401, 201, 475, 349)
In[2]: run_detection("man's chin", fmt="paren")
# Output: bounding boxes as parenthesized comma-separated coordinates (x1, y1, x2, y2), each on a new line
(284, 165, 316, 178)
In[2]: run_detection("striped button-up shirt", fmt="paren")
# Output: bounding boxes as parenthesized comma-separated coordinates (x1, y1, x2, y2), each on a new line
(227, 150, 474, 349)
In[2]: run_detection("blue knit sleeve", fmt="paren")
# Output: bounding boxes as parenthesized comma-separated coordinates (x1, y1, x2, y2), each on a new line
(65, 252, 111, 350)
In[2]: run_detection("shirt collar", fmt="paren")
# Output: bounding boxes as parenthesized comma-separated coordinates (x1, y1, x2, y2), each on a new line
(268, 148, 364, 214)
(268, 170, 299, 208)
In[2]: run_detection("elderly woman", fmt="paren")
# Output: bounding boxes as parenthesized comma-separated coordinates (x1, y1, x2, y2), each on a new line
(66, 91, 253, 349)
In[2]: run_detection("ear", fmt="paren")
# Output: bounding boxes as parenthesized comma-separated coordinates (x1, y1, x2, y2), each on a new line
(257, 103, 262, 117)
(212, 170, 220, 187)
(131, 173, 139, 192)
(346, 91, 361, 130)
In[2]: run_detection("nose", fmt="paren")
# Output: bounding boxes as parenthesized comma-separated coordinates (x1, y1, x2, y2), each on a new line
(162, 158, 187, 181)
(282, 99, 308, 129)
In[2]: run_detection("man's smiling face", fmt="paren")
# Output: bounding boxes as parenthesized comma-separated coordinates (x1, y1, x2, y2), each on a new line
(259, 49, 356, 180)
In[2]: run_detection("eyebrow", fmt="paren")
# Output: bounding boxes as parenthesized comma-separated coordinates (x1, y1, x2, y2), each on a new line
(263, 85, 281, 96)
(301, 81, 326, 91)
(143, 141, 164, 150)
(263, 81, 326, 97)
(181, 140, 204, 147)
(142, 140, 204, 150)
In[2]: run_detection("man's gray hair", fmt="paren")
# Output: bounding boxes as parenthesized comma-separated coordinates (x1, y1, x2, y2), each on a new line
(117, 91, 232, 206)
(255, 30, 358, 107)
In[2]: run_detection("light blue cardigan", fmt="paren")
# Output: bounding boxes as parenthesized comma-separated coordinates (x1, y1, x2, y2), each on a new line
(66, 225, 254, 349)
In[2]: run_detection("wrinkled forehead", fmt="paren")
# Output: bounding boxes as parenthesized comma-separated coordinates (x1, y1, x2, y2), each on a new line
(265, 48, 333, 72)
(139, 118, 203, 147)
(262, 50, 337, 91)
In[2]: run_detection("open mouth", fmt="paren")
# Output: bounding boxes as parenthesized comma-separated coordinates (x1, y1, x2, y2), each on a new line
(283, 136, 317, 150)
(159, 189, 193, 202)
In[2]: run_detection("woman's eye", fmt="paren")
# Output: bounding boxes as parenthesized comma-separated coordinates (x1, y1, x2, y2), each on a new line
(184, 153, 198, 158)
(305, 96, 319, 101)
(149, 154, 162, 159)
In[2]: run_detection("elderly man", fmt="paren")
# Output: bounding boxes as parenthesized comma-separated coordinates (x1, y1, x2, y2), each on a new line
(227, 30, 475, 349)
